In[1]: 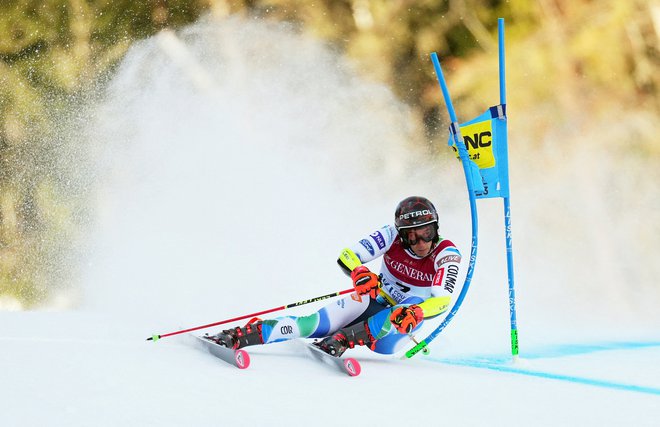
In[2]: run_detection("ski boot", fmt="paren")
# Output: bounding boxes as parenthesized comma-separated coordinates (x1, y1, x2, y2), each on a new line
(315, 321, 376, 357)
(207, 318, 264, 349)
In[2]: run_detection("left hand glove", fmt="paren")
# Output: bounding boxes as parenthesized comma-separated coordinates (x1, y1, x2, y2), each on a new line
(390, 305, 424, 334)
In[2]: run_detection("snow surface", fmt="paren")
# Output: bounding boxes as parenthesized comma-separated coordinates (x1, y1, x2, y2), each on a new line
(3, 15, 660, 427)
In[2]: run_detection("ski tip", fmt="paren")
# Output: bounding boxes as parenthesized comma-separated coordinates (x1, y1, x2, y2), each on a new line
(234, 349, 251, 369)
(343, 358, 361, 377)
(147, 335, 160, 342)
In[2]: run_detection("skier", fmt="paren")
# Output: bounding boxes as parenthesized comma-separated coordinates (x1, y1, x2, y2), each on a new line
(208, 196, 462, 356)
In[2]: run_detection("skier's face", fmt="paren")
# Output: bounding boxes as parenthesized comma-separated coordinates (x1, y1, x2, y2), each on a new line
(403, 223, 435, 245)
(404, 224, 435, 257)
(409, 237, 433, 257)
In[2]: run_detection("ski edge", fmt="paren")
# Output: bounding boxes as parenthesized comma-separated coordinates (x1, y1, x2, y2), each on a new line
(305, 342, 361, 377)
(193, 334, 251, 369)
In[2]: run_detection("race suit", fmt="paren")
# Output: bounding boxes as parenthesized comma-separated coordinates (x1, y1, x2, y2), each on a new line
(259, 224, 462, 354)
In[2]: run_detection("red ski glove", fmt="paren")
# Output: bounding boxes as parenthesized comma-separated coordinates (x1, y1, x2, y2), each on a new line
(390, 305, 424, 334)
(350, 265, 380, 299)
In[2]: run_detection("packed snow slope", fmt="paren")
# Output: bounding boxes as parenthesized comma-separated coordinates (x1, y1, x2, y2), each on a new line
(2, 15, 660, 427)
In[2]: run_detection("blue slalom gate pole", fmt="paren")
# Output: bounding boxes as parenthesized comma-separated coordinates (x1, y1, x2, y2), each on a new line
(498, 18, 519, 359)
(404, 52, 480, 358)
(406, 19, 519, 361)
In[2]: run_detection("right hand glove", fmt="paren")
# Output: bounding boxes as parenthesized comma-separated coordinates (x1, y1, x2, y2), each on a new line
(350, 265, 380, 299)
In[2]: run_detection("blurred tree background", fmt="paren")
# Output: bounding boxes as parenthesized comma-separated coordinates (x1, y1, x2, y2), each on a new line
(1, 0, 658, 308)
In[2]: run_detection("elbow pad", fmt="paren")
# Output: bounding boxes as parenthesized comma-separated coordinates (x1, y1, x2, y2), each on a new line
(337, 248, 362, 276)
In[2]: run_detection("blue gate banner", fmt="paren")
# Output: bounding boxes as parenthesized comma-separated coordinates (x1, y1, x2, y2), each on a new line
(448, 104, 509, 199)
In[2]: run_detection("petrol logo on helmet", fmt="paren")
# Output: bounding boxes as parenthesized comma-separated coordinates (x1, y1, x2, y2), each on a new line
(399, 209, 432, 220)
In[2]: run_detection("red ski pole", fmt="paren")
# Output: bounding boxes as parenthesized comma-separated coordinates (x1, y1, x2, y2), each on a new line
(147, 288, 355, 341)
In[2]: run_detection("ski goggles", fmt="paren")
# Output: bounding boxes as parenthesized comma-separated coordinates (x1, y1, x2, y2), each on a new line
(399, 223, 437, 246)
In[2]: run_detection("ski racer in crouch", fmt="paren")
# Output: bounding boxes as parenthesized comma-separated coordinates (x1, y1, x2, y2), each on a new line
(208, 196, 462, 357)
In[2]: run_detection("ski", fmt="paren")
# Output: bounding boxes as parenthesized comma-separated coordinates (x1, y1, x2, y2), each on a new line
(192, 334, 359, 375)
(194, 334, 250, 369)
(305, 342, 361, 377)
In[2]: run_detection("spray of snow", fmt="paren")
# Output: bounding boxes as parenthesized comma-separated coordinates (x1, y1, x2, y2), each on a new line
(76, 16, 463, 336)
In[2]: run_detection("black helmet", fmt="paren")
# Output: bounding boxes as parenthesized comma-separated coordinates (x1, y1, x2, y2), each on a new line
(394, 196, 440, 247)
(395, 196, 439, 229)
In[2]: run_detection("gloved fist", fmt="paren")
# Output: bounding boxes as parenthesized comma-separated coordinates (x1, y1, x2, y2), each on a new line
(350, 265, 380, 298)
(390, 305, 424, 334)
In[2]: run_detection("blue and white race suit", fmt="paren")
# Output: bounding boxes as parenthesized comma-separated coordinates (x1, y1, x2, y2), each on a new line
(260, 224, 462, 354)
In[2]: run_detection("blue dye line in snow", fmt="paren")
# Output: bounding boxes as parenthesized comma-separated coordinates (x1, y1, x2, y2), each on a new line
(517, 341, 660, 360)
(430, 358, 660, 396)
(426, 341, 660, 396)
(438, 341, 660, 365)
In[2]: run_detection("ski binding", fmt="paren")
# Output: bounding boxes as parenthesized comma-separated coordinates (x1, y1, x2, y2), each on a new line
(306, 342, 361, 377)
(195, 334, 250, 369)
